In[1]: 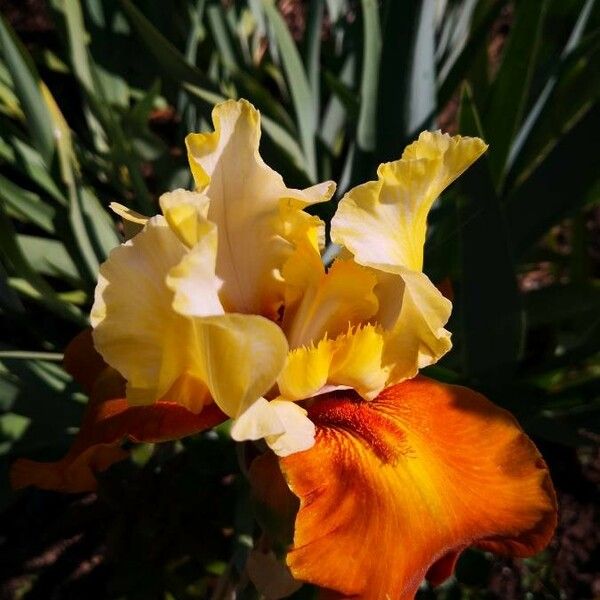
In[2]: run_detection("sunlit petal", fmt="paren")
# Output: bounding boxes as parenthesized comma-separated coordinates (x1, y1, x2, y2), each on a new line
(281, 378, 556, 600)
(159, 189, 212, 249)
(91, 216, 201, 408)
(231, 398, 315, 457)
(192, 314, 289, 418)
(332, 131, 487, 272)
(278, 324, 388, 401)
(186, 99, 335, 315)
(282, 258, 379, 349)
(381, 268, 453, 382)
(166, 222, 224, 317)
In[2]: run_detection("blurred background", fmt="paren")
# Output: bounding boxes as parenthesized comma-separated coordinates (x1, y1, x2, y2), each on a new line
(0, 0, 598, 598)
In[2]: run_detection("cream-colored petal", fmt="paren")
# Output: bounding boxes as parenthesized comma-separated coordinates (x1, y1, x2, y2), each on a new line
(264, 400, 315, 457)
(166, 222, 224, 317)
(193, 314, 289, 418)
(186, 99, 335, 315)
(231, 397, 315, 457)
(230, 397, 286, 440)
(382, 268, 453, 383)
(91, 217, 205, 410)
(332, 131, 487, 272)
(159, 189, 212, 248)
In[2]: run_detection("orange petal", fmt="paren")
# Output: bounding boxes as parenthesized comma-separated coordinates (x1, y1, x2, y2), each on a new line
(63, 328, 106, 393)
(11, 368, 226, 493)
(280, 377, 556, 600)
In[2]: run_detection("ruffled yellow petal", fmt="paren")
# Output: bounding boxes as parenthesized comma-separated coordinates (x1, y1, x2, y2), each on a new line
(159, 189, 212, 248)
(278, 324, 389, 402)
(91, 216, 204, 409)
(186, 99, 335, 316)
(91, 218, 289, 420)
(282, 258, 379, 349)
(382, 268, 452, 382)
(331, 131, 487, 272)
(166, 222, 224, 317)
(329, 132, 485, 382)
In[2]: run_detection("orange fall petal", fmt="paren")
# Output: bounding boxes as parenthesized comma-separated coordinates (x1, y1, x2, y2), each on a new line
(280, 376, 557, 600)
(10, 366, 226, 494)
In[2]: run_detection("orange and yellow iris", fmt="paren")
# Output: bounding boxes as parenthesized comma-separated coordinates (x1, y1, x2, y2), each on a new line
(11, 99, 556, 599)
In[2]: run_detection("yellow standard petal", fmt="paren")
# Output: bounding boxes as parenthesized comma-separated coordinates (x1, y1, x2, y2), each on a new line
(331, 131, 487, 272)
(330, 131, 486, 382)
(91, 216, 212, 413)
(91, 217, 289, 420)
(186, 99, 335, 317)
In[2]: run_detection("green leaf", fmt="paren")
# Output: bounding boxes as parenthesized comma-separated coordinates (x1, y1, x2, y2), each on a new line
(0, 261, 24, 312)
(304, 0, 324, 116)
(120, 0, 218, 100)
(0, 15, 55, 164)
(437, 0, 503, 109)
(506, 104, 600, 257)
(0, 173, 56, 233)
(0, 203, 86, 325)
(356, 0, 381, 154)
(507, 28, 600, 189)
(17, 235, 80, 281)
(457, 84, 523, 383)
(262, 0, 317, 181)
(207, 4, 239, 72)
(79, 187, 119, 262)
(321, 56, 356, 152)
(483, 0, 548, 187)
(375, 0, 436, 163)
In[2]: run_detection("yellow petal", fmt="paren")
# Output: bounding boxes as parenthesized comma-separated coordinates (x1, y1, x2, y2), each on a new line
(277, 340, 331, 401)
(159, 189, 212, 248)
(278, 324, 388, 402)
(282, 258, 379, 349)
(382, 268, 453, 383)
(332, 130, 487, 272)
(193, 314, 289, 418)
(186, 99, 335, 315)
(166, 222, 224, 317)
(91, 216, 197, 407)
(91, 218, 286, 419)
(109, 202, 149, 239)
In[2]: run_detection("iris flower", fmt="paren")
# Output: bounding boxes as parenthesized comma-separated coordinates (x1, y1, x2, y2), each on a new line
(12, 100, 556, 599)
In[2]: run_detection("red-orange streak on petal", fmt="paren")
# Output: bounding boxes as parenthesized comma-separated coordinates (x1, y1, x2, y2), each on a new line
(281, 376, 557, 600)
(10, 368, 227, 493)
